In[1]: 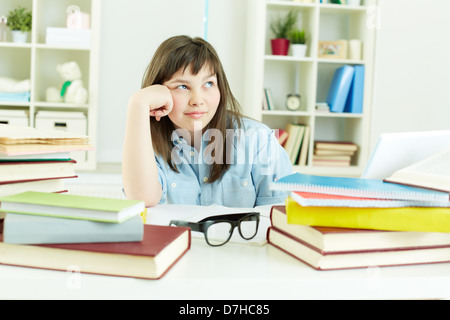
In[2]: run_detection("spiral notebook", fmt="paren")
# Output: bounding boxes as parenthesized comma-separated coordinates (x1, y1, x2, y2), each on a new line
(270, 173, 450, 203)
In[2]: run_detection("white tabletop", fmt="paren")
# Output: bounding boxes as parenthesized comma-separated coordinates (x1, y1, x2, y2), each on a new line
(1, 204, 450, 300)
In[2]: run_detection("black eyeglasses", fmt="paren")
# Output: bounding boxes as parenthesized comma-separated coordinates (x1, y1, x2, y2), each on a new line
(169, 212, 260, 246)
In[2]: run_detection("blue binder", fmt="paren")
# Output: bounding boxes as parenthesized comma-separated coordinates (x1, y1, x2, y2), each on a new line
(326, 65, 354, 113)
(344, 65, 365, 113)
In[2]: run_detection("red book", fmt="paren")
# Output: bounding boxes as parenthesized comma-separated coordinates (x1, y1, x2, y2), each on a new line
(0, 224, 191, 279)
(267, 206, 450, 270)
(275, 129, 289, 147)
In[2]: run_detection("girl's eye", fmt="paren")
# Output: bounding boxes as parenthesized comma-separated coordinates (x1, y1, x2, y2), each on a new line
(177, 84, 188, 90)
(204, 81, 214, 88)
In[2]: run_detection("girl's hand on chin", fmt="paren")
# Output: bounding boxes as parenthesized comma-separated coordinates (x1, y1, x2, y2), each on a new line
(133, 85, 173, 121)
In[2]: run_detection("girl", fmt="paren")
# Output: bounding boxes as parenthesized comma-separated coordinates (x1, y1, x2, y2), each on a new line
(122, 35, 292, 207)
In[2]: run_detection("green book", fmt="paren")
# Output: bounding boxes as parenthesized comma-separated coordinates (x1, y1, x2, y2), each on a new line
(0, 191, 145, 223)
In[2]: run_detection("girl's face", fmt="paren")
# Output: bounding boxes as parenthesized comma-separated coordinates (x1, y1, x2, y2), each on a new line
(164, 64, 220, 135)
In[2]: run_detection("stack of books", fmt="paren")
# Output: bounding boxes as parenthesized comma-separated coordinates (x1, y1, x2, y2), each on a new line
(268, 172, 450, 270)
(313, 140, 358, 167)
(0, 124, 92, 197)
(0, 191, 191, 279)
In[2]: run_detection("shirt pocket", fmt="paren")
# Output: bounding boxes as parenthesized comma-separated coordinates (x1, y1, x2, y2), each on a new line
(222, 177, 256, 207)
(166, 180, 201, 205)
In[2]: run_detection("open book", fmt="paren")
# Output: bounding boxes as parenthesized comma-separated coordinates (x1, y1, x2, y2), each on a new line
(384, 146, 450, 193)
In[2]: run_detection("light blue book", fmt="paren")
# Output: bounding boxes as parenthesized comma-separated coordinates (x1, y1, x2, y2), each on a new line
(3, 213, 144, 244)
(326, 65, 354, 113)
(344, 65, 365, 113)
(270, 172, 450, 203)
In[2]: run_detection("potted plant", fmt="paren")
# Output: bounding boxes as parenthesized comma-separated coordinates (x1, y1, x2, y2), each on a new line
(269, 11, 297, 56)
(6, 6, 32, 43)
(288, 28, 307, 57)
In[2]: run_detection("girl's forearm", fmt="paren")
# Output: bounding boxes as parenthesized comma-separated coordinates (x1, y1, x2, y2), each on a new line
(122, 98, 162, 207)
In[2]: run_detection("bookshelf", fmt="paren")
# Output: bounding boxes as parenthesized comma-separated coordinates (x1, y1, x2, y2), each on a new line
(0, 0, 101, 170)
(244, 0, 378, 177)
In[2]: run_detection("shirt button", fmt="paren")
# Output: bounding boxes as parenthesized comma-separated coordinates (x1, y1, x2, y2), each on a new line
(242, 181, 248, 187)
(203, 177, 208, 183)
(170, 182, 177, 188)
(190, 151, 195, 156)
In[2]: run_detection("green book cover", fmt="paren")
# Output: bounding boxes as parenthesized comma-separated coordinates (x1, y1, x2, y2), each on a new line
(0, 191, 145, 223)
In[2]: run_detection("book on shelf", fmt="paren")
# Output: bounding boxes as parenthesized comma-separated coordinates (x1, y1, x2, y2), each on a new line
(297, 125, 310, 166)
(282, 123, 310, 165)
(275, 129, 289, 147)
(311, 158, 351, 167)
(285, 196, 450, 233)
(384, 146, 450, 194)
(282, 123, 301, 162)
(314, 140, 358, 152)
(344, 65, 364, 114)
(0, 191, 145, 223)
(326, 65, 354, 113)
(264, 88, 275, 111)
(289, 191, 450, 208)
(289, 124, 305, 164)
(262, 91, 268, 110)
(0, 224, 191, 280)
(270, 172, 450, 203)
(267, 205, 450, 270)
(313, 154, 352, 161)
(0, 160, 77, 184)
(3, 213, 144, 244)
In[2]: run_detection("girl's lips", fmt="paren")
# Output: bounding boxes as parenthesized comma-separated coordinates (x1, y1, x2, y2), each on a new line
(185, 111, 206, 119)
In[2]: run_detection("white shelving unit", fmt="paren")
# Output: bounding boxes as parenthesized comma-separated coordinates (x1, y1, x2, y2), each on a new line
(0, 0, 101, 170)
(244, 0, 378, 177)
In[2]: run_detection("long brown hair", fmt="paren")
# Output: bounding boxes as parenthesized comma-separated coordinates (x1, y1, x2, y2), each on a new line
(141, 35, 243, 183)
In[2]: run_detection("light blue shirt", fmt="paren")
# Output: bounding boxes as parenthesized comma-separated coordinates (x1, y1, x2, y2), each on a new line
(155, 117, 293, 207)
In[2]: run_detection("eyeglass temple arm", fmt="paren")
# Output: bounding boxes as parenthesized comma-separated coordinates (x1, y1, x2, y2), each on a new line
(169, 220, 203, 232)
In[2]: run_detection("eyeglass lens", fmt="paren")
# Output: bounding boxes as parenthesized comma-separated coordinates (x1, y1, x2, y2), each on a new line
(238, 215, 258, 239)
(205, 215, 259, 246)
(206, 222, 233, 246)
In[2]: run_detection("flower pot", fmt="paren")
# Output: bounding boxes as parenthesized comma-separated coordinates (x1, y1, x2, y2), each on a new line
(271, 38, 290, 56)
(291, 44, 307, 57)
(11, 30, 28, 43)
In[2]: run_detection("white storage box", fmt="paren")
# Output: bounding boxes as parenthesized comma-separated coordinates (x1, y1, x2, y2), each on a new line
(0, 110, 29, 127)
(35, 111, 87, 163)
(35, 111, 86, 134)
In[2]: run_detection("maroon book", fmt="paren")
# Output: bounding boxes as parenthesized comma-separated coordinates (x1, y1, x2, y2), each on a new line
(0, 224, 191, 279)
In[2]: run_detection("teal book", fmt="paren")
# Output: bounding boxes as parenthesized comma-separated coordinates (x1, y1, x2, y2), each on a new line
(3, 213, 144, 244)
(344, 65, 365, 113)
(326, 65, 354, 113)
(270, 172, 450, 203)
(0, 191, 145, 223)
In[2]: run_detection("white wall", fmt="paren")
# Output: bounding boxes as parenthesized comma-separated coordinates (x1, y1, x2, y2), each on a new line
(96, 0, 247, 163)
(96, 0, 450, 165)
(370, 0, 450, 148)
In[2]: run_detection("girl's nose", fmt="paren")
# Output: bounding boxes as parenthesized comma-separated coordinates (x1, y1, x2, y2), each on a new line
(189, 90, 204, 107)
